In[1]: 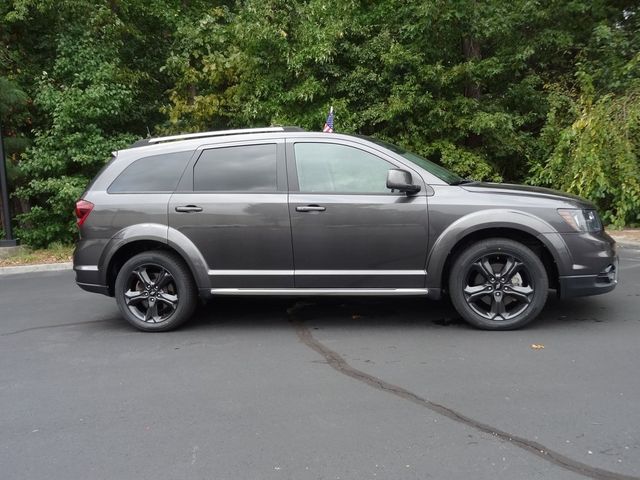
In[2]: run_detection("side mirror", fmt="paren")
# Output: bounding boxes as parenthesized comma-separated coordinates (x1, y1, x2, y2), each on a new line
(387, 169, 421, 194)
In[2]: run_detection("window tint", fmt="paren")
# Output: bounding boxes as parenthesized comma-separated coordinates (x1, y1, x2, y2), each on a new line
(294, 143, 393, 193)
(108, 151, 191, 193)
(194, 144, 277, 192)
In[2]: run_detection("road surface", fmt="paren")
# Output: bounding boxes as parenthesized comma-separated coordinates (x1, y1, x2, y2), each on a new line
(1, 246, 639, 479)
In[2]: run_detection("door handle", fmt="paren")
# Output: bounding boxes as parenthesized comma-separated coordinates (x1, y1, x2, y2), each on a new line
(175, 205, 203, 213)
(296, 205, 326, 212)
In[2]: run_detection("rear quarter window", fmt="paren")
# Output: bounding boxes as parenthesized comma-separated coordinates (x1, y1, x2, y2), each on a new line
(82, 154, 116, 197)
(108, 151, 192, 193)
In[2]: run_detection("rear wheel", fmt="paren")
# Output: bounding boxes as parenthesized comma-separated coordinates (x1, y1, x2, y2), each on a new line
(449, 238, 548, 330)
(115, 250, 197, 332)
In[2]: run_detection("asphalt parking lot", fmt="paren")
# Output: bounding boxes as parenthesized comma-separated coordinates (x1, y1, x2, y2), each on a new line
(1, 246, 639, 480)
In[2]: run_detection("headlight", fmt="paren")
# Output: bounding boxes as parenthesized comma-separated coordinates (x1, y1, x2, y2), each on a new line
(557, 209, 602, 232)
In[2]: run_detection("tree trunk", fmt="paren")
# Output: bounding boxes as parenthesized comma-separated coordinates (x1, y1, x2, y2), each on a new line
(187, 83, 197, 105)
(462, 36, 482, 148)
(462, 36, 481, 99)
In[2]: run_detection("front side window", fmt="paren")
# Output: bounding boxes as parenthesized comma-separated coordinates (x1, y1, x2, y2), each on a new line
(294, 143, 393, 193)
(194, 144, 277, 192)
(108, 151, 192, 193)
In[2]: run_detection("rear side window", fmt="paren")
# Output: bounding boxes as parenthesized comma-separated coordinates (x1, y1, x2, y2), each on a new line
(108, 151, 192, 193)
(194, 144, 277, 192)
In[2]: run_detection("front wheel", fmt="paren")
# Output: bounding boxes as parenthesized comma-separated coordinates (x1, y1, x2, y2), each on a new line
(115, 250, 197, 332)
(449, 239, 548, 330)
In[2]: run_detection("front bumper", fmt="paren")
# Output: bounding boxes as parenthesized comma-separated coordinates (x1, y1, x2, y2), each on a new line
(541, 230, 618, 298)
(558, 262, 618, 298)
(558, 255, 618, 299)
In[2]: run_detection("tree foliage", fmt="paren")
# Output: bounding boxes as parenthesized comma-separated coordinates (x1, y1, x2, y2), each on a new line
(4, 0, 182, 246)
(531, 81, 640, 226)
(1, 0, 639, 246)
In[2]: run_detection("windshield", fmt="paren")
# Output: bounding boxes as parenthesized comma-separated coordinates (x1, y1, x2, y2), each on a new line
(363, 136, 464, 185)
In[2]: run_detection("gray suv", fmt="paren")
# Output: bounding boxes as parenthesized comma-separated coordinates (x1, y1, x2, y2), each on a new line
(73, 127, 618, 331)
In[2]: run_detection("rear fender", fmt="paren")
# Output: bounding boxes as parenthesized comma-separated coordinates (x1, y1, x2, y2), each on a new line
(98, 223, 209, 292)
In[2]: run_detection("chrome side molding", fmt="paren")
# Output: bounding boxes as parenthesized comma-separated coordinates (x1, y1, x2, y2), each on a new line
(207, 269, 426, 276)
(210, 288, 429, 296)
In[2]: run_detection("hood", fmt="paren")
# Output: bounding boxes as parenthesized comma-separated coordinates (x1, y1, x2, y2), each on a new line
(461, 182, 595, 209)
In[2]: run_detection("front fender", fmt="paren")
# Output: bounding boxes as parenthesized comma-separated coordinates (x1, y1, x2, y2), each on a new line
(425, 209, 571, 288)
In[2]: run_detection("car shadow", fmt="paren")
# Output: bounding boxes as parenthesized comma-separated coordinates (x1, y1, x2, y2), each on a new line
(178, 293, 621, 334)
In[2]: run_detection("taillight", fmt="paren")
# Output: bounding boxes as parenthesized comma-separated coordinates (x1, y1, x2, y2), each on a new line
(75, 199, 94, 227)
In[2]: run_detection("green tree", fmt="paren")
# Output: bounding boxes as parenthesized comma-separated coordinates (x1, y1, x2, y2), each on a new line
(530, 74, 640, 226)
(0, 76, 29, 236)
(7, 0, 183, 247)
(530, 4, 640, 226)
(2, 0, 639, 247)
(163, 0, 638, 185)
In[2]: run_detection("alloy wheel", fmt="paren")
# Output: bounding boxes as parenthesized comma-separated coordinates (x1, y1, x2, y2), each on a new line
(123, 264, 178, 323)
(462, 253, 535, 321)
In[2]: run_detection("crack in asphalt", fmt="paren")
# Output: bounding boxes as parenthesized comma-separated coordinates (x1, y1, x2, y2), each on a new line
(290, 314, 639, 480)
(0, 319, 110, 337)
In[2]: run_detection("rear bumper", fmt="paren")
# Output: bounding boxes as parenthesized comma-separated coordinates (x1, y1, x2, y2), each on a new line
(75, 266, 110, 296)
(77, 281, 110, 296)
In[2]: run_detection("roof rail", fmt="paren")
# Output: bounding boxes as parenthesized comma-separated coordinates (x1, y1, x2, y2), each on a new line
(129, 126, 306, 148)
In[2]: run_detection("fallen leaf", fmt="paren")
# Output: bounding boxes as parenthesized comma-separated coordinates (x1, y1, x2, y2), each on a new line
(531, 344, 545, 350)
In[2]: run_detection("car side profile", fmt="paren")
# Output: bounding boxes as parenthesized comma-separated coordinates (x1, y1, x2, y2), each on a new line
(73, 127, 618, 331)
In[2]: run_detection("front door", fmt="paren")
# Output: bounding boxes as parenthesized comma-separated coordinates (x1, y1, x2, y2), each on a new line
(287, 139, 429, 288)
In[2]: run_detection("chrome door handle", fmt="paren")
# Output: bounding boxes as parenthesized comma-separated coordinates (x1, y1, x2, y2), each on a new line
(296, 205, 326, 212)
(175, 205, 203, 213)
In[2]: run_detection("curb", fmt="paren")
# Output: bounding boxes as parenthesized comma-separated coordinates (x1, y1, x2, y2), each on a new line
(0, 262, 73, 276)
(609, 236, 640, 249)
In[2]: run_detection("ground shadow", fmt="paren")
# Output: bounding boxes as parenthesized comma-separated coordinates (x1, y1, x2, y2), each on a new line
(179, 292, 622, 334)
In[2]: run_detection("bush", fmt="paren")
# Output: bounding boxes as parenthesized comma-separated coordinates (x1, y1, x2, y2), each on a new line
(530, 84, 640, 227)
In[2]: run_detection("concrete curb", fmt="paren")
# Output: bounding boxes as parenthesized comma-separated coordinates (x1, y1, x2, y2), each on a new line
(0, 262, 73, 276)
(607, 232, 640, 248)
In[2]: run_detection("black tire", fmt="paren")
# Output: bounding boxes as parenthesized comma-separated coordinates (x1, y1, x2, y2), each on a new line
(448, 238, 548, 330)
(114, 250, 197, 332)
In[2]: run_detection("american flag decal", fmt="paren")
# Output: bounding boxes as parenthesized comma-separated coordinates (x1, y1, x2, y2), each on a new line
(323, 106, 334, 133)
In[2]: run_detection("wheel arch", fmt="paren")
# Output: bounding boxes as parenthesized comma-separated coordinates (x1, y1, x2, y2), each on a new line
(426, 210, 566, 293)
(99, 224, 209, 296)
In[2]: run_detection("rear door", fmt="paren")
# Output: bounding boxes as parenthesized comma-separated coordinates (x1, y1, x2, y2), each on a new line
(169, 139, 294, 289)
(287, 138, 429, 288)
